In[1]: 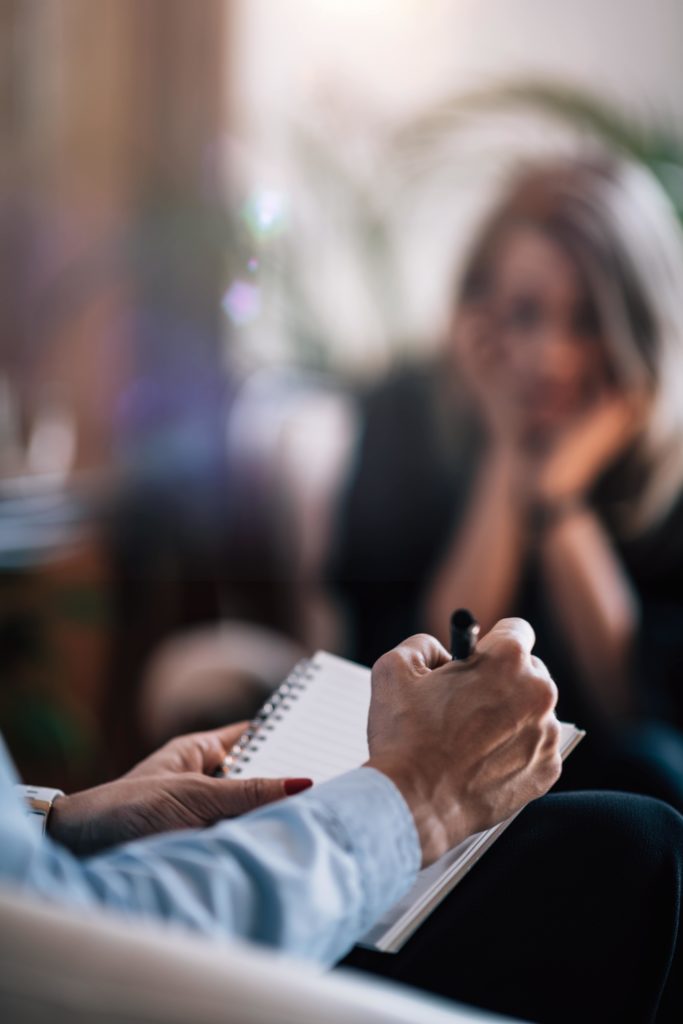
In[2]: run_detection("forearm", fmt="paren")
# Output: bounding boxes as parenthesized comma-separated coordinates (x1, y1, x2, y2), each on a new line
(423, 451, 529, 640)
(539, 507, 640, 718)
(6, 768, 420, 967)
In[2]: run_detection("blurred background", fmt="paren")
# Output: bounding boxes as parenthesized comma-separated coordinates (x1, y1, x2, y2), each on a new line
(2, 0, 683, 792)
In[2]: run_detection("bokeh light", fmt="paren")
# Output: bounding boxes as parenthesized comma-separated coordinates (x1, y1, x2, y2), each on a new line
(241, 188, 289, 241)
(222, 279, 262, 325)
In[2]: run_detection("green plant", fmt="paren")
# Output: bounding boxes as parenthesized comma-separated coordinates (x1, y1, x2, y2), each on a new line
(394, 79, 683, 221)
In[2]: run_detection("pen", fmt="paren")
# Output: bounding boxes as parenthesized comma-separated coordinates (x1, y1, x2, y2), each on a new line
(450, 608, 480, 660)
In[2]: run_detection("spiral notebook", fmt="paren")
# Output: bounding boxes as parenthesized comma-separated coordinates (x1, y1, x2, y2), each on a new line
(223, 651, 585, 953)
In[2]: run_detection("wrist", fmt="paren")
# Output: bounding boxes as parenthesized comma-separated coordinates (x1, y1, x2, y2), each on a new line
(365, 755, 463, 867)
(46, 792, 89, 853)
(530, 494, 587, 537)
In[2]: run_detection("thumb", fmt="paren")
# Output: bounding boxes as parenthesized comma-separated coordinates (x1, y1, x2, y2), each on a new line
(202, 776, 314, 819)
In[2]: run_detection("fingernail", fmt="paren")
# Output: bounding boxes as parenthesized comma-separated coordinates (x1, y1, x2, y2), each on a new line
(284, 778, 313, 796)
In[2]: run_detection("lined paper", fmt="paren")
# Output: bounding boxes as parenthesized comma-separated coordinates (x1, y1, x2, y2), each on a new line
(227, 652, 371, 783)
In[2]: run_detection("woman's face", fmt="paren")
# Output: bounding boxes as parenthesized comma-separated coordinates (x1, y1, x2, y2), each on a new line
(486, 225, 612, 434)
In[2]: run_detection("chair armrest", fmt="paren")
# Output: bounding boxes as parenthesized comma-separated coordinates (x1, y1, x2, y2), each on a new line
(0, 886, 522, 1024)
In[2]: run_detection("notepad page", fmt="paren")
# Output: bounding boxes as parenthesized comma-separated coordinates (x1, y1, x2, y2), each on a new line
(228, 651, 372, 784)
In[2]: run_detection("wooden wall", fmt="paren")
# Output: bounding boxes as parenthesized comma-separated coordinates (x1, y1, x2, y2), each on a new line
(0, 0, 233, 787)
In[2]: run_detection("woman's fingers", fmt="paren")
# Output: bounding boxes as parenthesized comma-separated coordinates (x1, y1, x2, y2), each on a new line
(198, 776, 313, 818)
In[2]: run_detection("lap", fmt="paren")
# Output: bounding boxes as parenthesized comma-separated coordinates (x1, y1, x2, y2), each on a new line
(340, 791, 683, 1024)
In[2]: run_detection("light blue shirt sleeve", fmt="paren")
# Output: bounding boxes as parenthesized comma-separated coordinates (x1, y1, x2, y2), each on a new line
(0, 735, 420, 965)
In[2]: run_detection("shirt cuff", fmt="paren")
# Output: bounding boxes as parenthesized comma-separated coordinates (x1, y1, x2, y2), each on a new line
(294, 766, 421, 935)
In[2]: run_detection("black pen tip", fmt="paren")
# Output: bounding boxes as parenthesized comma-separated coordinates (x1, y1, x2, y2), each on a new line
(450, 608, 476, 630)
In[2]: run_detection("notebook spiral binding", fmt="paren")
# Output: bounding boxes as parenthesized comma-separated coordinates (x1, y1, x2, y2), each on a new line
(221, 657, 319, 775)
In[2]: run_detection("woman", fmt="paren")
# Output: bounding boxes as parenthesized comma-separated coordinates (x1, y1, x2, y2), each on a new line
(328, 155, 683, 805)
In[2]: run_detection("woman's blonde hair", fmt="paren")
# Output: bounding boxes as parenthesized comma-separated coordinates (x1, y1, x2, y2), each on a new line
(457, 155, 683, 536)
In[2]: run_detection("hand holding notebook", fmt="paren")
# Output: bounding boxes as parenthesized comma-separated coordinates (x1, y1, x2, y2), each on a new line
(223, 623, 583, 952)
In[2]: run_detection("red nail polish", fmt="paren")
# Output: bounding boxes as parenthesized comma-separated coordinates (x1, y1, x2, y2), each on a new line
(284, 778, 313, 796)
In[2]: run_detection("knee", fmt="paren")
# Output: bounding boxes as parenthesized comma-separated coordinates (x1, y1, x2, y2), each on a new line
(523, 791, 683, 884)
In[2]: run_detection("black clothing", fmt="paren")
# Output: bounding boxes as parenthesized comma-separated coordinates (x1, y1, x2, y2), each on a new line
(328, 364, 683, 808)
(343, 791, 683, 1024)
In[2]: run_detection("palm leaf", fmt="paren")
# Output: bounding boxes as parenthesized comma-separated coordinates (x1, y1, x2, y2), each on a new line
(395, 79, 683, 217)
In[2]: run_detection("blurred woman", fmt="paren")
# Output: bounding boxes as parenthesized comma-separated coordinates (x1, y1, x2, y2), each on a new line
(328, 155, 683, 806)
